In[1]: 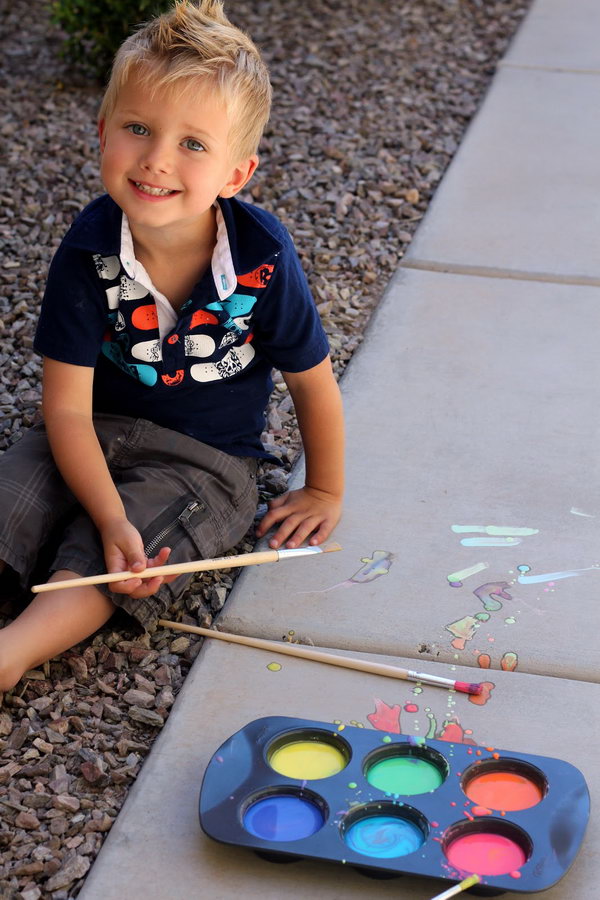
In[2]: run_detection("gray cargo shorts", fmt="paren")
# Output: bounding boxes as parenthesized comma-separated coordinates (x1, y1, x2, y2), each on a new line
(0, 414, 258, 629)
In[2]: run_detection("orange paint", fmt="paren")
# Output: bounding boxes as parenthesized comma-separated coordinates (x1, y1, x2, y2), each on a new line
(465, 771, 543, 811)
(469, 681, 495, 706)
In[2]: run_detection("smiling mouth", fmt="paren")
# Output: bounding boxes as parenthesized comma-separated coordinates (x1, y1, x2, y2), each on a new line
(132, 181, 178, 197)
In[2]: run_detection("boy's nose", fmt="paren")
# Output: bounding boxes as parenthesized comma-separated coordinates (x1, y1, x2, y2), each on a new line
(140, 139, 173, 175)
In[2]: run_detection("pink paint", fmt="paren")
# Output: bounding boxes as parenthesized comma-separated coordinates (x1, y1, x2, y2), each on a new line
(367, 698, 402, 733)
(445, 832, 526, 876)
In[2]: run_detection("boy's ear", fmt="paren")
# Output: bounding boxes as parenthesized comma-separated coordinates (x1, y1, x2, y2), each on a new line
(219, 155, 259, 199)
(98, 119, 106, 152)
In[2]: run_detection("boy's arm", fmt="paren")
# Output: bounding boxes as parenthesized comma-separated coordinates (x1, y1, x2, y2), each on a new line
(255, 356, 344, 549)
(42, 358, 170, 595)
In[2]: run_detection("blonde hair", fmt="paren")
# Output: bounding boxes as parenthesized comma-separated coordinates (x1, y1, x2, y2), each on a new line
(98, 0, 271, 160)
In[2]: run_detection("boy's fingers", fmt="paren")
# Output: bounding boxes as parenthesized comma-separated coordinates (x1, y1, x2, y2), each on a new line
(266, 511, 305, 547)
(267, 492, 290, 509)
(130, 575, 164, 598)
(281, 516, 323, 549)
(270, 513, 323, 549)
(308, 521, 333, 546)
(150, 546, 171, 566)
(257, 499, 300, 534)
(108, 576, 143, 593)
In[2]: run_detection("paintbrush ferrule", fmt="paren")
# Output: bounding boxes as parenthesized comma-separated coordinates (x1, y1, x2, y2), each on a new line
(408, 670, 455, 688)
(407, 671, 482, 695)
(277, 547, 326, 559)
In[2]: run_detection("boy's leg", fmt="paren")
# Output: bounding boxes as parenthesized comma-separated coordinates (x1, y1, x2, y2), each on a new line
(0, 570, 116, 692)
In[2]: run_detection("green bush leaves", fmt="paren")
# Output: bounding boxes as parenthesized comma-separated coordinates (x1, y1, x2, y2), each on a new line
(49, 0, 170, 80)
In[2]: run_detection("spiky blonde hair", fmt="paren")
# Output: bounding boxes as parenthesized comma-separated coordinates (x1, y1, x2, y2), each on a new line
(98, 0, 271, 160)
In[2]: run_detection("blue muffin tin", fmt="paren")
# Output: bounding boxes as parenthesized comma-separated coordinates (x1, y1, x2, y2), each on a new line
(199, 716, 590, 895)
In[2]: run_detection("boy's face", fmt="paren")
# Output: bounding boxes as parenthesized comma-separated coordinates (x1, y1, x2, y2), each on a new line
(98, 73, 257, 239)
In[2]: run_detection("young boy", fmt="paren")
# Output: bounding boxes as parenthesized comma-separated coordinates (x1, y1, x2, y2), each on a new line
(0, 0, 343, 691)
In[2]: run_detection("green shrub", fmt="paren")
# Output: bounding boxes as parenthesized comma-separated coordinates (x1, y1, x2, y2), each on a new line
(49, 0, 171, 81)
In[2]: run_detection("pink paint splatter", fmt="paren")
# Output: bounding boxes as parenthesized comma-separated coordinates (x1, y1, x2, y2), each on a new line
(367, 698, 402, 733)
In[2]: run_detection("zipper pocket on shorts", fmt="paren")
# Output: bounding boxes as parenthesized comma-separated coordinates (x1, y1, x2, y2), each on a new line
(144, 499, 205, 557)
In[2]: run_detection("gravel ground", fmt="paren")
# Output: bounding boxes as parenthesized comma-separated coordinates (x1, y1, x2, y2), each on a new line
(0, 0, 530, 896)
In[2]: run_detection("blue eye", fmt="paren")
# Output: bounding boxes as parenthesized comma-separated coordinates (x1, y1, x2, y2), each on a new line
(183, 138, 204, 152)
(127, 123, 149, 136)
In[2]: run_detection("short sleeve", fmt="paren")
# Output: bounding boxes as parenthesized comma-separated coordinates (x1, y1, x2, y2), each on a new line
(250, 229, 329, 373)
(34, 243, 107, 367)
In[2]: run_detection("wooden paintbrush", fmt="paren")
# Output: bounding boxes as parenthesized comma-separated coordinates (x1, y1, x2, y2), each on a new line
(157, 619, 484, 695)
(31, 543, 342, 593)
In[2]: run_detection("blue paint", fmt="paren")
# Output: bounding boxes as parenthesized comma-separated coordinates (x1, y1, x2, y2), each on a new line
(345, 815, 424, 859)
(243, 795, 324, 842)
(517, 565, 600, 584)
(460, 537, 521, 547)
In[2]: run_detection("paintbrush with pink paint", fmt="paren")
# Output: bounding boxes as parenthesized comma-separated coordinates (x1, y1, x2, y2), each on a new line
(158, 618, 483, 695)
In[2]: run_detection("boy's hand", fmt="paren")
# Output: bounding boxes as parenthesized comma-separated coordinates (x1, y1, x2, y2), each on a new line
(101, 518, 176, 598)
(255, 486, 342, 550)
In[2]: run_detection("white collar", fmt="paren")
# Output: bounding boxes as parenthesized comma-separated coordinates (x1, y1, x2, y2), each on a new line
(119, 203, 237, 339)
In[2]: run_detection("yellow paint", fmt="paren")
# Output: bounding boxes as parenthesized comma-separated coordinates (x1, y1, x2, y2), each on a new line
(269, 740, 346, 779)
(266, 662, 282, 671)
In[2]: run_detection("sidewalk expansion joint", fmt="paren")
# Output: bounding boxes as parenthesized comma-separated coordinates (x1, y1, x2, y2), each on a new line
(400, 257, 600, 287)
(499, 61, 600, 77)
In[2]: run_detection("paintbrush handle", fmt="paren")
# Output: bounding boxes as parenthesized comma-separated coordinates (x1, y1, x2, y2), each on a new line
(429, 875, 481, 899)
(158, 619, 418, 681)
(31, 543, 341, 594)
(31, 549, 282, 593)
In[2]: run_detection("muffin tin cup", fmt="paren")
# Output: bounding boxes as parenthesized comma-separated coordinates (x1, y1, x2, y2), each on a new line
(199, 716, 590, 895)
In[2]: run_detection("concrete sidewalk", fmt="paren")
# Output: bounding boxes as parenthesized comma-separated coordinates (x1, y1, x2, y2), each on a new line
(79, 1, 600, 897)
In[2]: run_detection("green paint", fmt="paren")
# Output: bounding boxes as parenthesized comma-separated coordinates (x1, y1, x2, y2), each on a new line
(426, 712, 437, 739)
(348, 781, 357, 789)
(447, 561, 489, 582)
(367, 756, 443, 795)
(382, 735, 392, 743)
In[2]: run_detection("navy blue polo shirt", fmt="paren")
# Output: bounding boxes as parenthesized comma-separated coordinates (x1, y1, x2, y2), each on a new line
(34, 194, 329, 458)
